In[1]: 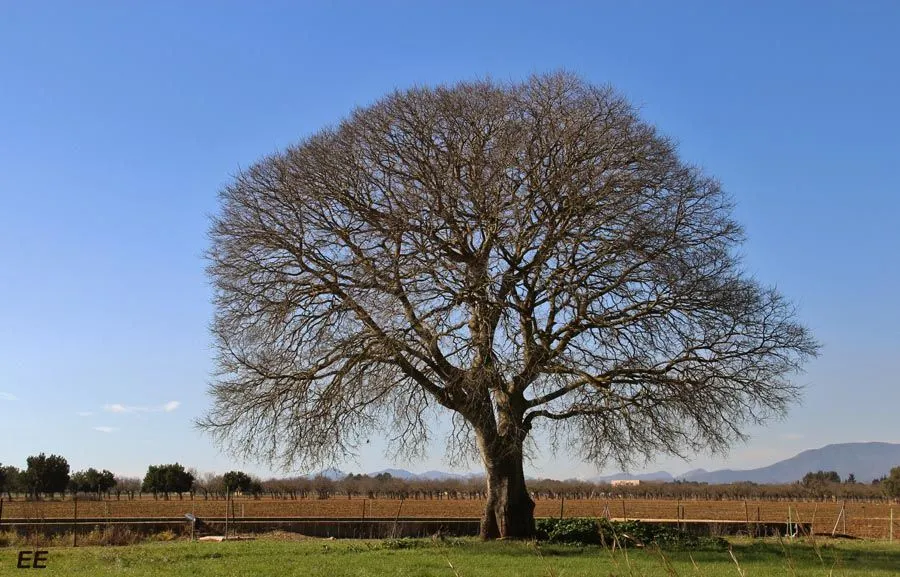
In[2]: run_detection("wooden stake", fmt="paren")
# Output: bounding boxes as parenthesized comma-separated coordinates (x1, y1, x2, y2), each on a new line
(622, 498, 627, 521)
(890, 508, 893, 543)
(391, 499, 404, 538)
(559, 496, 565, 519)
(73, 496, 78, 547)
(811, 503, 819, 538)
(831, 502, 845, 537)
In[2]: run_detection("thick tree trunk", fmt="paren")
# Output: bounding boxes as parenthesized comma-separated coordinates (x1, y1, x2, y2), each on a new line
(478, 435, 535, 539)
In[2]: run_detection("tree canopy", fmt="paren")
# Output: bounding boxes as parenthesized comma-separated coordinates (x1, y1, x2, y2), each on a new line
(25, 453, 70, 498)
(1, 466, 24, 498)
(142, 464, 194, 497)
(202, 72, 818, 537)
(222, 470, 253, 493)
(883, 466, 900, 498)
(802, 470, 842, 485)
(70, 468, 117, 496)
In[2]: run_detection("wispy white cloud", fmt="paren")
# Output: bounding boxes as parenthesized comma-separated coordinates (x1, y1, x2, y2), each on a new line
(104, 403, 130, 413)
(103, 401, 180, 414)
(0, 392, 18, 401)
(93, 426, 118, 433)
(77, 411, 94, 417)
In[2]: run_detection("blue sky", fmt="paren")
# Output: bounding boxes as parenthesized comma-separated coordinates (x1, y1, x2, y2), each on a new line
(1, 1, 898, 480)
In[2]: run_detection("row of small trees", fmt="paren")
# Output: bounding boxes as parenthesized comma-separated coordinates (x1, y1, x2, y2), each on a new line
(149, 467, 900, 502)
(0, 455, 198, 500)
(95, 469, 900, 502)
(0, 454, 125, 499)
(0, 454, 267, 501)
(2, 454, 899, 502)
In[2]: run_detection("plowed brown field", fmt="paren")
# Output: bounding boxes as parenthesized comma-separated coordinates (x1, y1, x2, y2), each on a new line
(2, 498, 896, 540)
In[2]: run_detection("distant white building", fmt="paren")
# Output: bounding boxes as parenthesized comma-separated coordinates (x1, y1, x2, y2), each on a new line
(610, 479, 641, 486)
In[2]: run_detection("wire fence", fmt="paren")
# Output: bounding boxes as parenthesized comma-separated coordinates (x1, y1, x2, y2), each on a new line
(0, 497, 896, 542)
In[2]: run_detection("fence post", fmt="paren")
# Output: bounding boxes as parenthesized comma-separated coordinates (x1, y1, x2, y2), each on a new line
(842, 501, 847, 534)
(890, 508, 893, 543)
(811, 502, 818, 538)
(73, 496, 78, 547)
(787, 505, 793, 539)
(391, 499, 404, 538)
(0, 497, 4, 532)
(744, 500, 750, 537)
(831, 502, 845, 537)
(559, 496, 565, 519)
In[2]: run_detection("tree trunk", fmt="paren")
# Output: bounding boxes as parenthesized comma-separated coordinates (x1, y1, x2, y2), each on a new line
(478, 434, 535, 539)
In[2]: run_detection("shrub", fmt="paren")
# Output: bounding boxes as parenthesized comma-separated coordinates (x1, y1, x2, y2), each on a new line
(380, 537, 424, 549)
(0, 528, 179, 548)
(537, 518, 727, 550)
(536, 518, 602, 544)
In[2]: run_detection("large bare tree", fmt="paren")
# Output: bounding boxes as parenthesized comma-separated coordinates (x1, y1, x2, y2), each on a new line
(201, 72, 818, 538)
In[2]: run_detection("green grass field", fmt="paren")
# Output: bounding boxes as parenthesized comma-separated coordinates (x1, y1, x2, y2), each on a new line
(2, 537, 898, 576)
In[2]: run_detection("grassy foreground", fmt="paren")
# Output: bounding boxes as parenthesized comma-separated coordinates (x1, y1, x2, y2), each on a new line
(1, 536, 898, 576)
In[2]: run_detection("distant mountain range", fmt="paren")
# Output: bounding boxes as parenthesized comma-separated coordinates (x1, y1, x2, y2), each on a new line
(309, 467, 480, 481)
(591, 443, 900, 484)
(308, 442, 900, 485)
(368, 468, 477, 481)
(675, 442, 900, 484)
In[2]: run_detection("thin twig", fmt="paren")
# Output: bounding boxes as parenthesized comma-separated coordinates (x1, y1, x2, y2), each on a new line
(728, 546, 746, 577)
(534, 543, 558, 577)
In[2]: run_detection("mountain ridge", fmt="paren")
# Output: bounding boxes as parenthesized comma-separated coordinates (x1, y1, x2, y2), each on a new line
(676, 442, 900, 484)
(308, 442, 900, 484)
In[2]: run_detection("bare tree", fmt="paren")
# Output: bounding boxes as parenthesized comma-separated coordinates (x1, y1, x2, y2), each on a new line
(113, 476, 141, 500)
(201, 72, 818, 538)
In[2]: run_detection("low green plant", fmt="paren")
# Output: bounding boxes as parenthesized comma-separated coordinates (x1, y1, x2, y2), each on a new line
(0, 527, 180, 548)
(536, 518, 602, 545)
(537, 517, 728, 550)
(379, 537, 425, 550)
